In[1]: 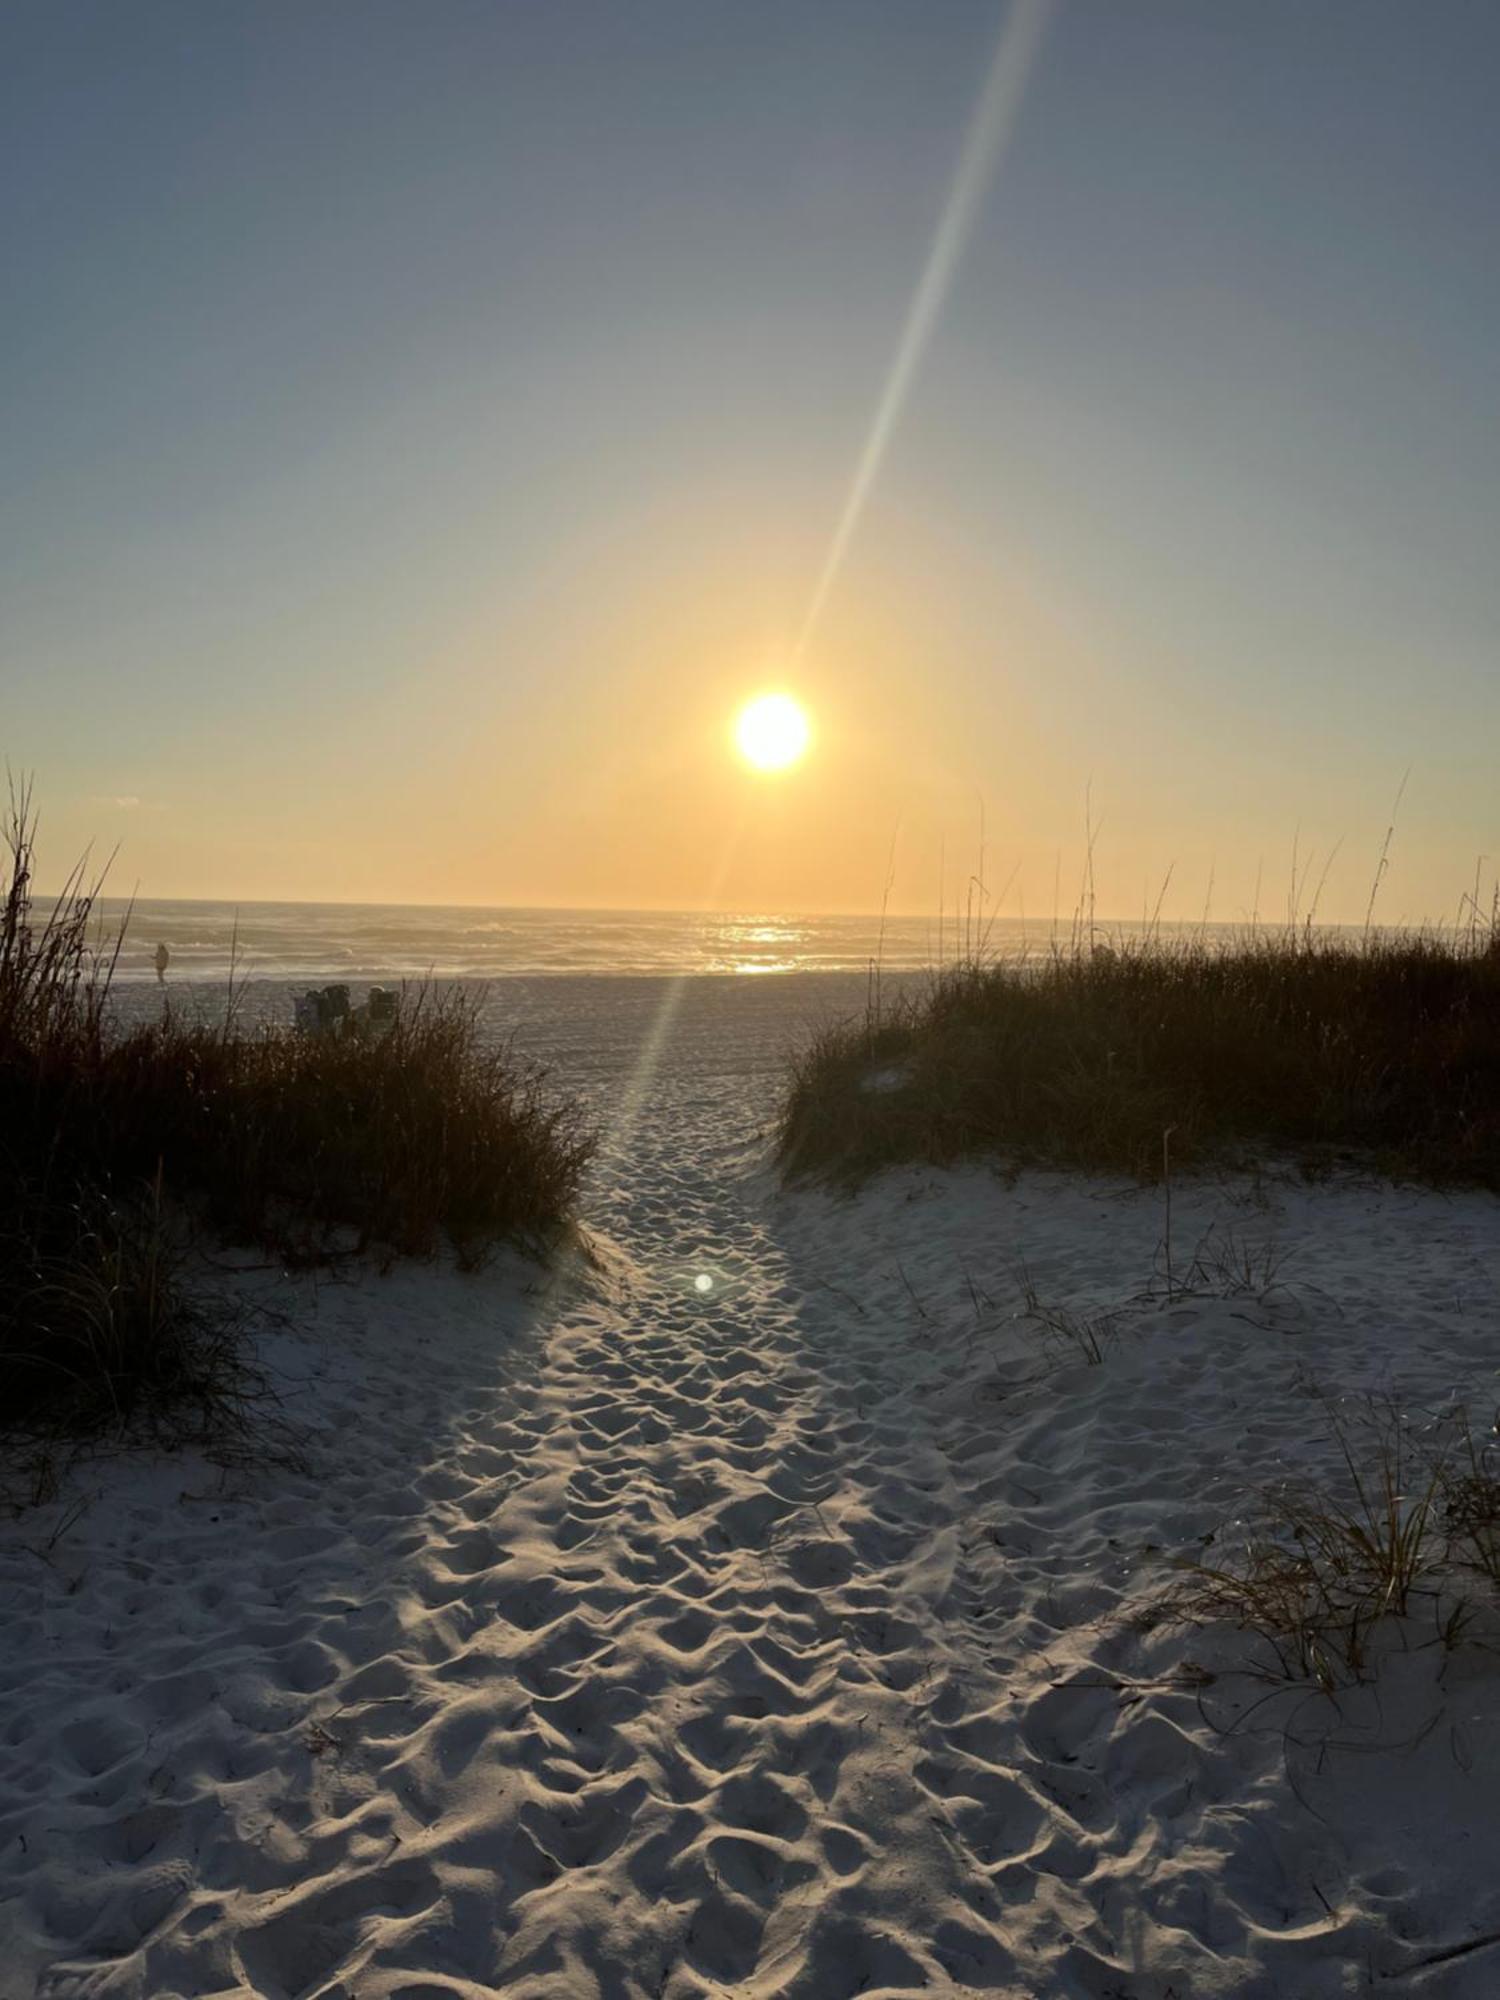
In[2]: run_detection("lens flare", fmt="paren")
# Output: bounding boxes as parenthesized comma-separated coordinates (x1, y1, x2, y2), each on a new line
(790, 0, 1054, 667)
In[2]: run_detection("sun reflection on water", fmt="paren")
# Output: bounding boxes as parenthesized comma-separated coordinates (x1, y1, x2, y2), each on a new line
(708, 918, 812, 976)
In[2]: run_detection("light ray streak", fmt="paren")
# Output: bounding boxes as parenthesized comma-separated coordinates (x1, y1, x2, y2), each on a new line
(792, 0, 1055, 665)
(606, 5, 1053, 1181)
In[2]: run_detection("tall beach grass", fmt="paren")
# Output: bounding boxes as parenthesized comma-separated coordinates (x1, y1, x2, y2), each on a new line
(779, 926, 1500, 1188)
(1, 784, 593, 1447)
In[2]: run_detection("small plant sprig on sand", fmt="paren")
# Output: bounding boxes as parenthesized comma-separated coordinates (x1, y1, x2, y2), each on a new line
(1439, 1416, 1500, 1590)
(1177, 1399, 1462, 1691)
(1148, 1221, 1291, 1303)
(1014, 1262, 1122, 1366)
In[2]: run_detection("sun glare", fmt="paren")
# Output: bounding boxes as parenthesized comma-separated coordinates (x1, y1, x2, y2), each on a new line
(734, 692, 811, 773)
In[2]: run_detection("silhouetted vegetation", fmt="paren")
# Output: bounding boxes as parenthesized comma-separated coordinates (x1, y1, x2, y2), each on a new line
(779, 932, 1500, 1188)
(1, 785, 593, 1445)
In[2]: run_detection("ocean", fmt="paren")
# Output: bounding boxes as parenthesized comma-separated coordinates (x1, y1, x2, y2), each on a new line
(88, 898, 1279, 986)
(99, 899, 1012, 984)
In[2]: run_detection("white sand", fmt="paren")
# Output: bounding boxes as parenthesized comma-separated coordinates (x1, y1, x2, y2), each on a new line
(4, 976, 1500, 1997)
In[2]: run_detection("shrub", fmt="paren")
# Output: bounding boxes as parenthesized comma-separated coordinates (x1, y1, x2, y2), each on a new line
(779, 932, 1500, 1188)
(0, 783, 593, 1442)
(84, 988, 593, 1266)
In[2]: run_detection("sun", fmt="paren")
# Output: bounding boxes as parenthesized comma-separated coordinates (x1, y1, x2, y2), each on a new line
(734, 692, 811, 773)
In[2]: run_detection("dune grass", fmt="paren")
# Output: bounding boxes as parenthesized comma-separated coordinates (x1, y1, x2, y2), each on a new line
(84, 987, 593, 1266)
(779, 930, 1500, 1188)
(1, 786, 593, 1446)
(1178, 1399, 1500, 1691)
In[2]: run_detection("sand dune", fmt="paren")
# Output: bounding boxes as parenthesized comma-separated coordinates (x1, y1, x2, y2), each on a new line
(4, 986, 1500, 1996)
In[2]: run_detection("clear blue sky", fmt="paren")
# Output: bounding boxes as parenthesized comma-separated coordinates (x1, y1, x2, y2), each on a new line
(4, 1, 1497, 921)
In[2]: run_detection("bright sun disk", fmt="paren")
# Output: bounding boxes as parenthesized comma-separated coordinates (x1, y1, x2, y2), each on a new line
(734, 692, 811, 772)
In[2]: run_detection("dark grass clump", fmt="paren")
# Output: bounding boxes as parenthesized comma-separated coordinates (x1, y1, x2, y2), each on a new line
(1, 783, 593, 1445)
(89, 988, 594, 1267)
(1, 1178, 277, 1500)
(779, 932, 1500, 1188)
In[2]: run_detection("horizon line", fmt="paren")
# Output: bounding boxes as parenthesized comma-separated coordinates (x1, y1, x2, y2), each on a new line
(43, 888, 1433, 932)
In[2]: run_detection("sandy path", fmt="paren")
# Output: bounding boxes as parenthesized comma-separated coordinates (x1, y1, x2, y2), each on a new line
(4, 980, 992, 1997)
(5, 977, 1500, 1996)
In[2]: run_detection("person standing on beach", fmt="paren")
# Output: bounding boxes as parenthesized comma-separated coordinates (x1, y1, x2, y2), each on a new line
(154, 941, 169, 984)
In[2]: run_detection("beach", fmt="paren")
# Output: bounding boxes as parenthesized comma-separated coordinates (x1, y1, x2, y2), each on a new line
(12, 0, 1500, 1986)
(5, 970, 1500, 1997)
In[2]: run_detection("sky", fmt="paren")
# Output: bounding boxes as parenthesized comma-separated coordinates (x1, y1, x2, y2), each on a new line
(4, 0, 1498, 924)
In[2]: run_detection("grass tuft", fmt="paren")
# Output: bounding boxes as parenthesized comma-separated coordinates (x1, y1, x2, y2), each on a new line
(1177, 1400, 1500, 1690)
(1014, 1263, 1123, 1366)
(1441, 1422, 1500, 1591)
